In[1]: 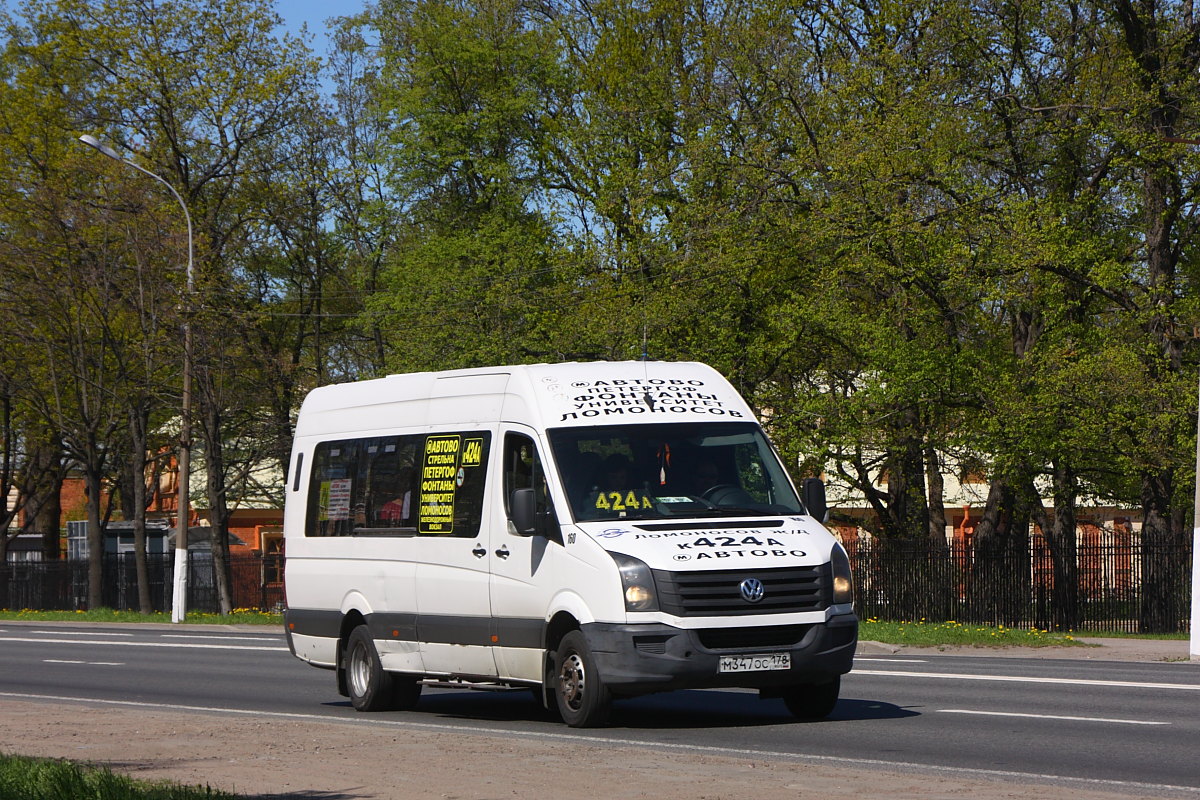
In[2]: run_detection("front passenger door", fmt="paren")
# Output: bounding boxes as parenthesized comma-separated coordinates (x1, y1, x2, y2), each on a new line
(490, 429, 560, 682)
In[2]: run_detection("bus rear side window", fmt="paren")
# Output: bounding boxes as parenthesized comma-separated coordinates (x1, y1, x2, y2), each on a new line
(305, 432, 490, 538)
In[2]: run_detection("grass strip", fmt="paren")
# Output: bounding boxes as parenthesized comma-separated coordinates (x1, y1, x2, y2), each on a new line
(0, 753, 241, 800)
(860, 619, 1087, 647)
(0, 608, 281, 626)
(1064, 629, 1189, 640)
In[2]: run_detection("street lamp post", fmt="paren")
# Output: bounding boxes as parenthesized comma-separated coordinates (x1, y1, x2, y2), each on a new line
(79, 134, 194, 623)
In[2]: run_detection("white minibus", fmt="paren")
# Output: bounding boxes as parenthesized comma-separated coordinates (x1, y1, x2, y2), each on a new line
(283, 361, 856, 727)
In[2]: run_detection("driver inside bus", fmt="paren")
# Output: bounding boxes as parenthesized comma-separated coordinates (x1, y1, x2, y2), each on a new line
(693, 460, 720, 497)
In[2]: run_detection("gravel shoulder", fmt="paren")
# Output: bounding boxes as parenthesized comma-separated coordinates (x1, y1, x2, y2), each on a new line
(0, 697, 1181, 800)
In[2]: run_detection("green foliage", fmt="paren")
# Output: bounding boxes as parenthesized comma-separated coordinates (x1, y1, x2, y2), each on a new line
(2, 0, 1200, 591)
(347, 0, 1200, 550)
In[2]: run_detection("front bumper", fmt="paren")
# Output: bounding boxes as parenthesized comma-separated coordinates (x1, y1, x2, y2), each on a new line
(581, 612, 857, 694)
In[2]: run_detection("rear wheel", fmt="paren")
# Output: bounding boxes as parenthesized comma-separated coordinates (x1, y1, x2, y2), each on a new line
(780, 677, 840, 720)
(554, 630, 611, 727)
(346, 626, 421, 711)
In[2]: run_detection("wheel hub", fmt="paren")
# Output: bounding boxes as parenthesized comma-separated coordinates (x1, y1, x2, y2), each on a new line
(349, 642, 370, 697)
(559, 652, 586, 710)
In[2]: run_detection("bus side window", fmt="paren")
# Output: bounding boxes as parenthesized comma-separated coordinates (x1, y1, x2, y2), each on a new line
(306, 441, 358, 537)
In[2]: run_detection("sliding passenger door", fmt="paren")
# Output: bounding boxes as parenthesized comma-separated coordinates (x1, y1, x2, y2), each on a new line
(412, 429, 498, 678)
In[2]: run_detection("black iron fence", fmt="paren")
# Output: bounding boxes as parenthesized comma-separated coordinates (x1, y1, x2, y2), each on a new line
(2, 541, 1193, 633)
(845, 538, 1193, 633)
(0, 553, 284, 614)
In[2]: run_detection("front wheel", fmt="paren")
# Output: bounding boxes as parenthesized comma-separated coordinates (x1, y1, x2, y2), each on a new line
(554, 630, 612, 727)
(780, 677, 840, 720)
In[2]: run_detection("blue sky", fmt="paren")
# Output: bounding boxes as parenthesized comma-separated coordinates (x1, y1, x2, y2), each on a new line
(275, 0, 367, 53)
(0, 1, 367, 52)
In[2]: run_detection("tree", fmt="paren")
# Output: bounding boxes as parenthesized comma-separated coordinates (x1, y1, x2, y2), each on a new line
(1101, 0, 1200, 632)
(65, 0, 323, 613)
(360, 0, 569, 370)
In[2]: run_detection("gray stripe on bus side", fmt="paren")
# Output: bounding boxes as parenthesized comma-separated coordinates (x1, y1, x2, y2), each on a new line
(285, 608, 341, 639)
(289, 609, 544, 650)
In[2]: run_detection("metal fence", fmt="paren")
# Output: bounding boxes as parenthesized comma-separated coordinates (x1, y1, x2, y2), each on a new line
(2, 541, 1193, 633)
(0, 553, 285, 614)
(844, 538, 1193, 633)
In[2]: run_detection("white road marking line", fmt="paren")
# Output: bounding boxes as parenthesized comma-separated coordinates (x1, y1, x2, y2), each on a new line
(0, 636, 287, 652)
(854, 668, 1200, 691)
(855, 658, 928, 663)
(938, 709, 1169, 726)
(161, 634, 281, 641)
(1, 691, 1197, 797)
(31, 630, 134, 637)
(43, 660, 125, 666)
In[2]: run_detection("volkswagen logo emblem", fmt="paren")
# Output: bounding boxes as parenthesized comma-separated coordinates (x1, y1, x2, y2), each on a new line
(739, 577, 765, 603)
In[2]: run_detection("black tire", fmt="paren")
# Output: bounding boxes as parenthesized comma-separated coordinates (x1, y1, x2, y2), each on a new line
(553, 630, 612, 727)
(345, 626, 421, 712)
(781, 677, 840, 720)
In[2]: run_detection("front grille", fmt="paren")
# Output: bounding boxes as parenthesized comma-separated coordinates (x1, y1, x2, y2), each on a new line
(652, 564, 831, 616)
(697, 624, 811, 650)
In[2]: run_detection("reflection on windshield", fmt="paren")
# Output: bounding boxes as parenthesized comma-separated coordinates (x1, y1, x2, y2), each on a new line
(547, 422, 804, 522)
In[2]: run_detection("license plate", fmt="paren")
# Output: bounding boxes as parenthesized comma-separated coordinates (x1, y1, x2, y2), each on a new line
(718, 653, 791, 673)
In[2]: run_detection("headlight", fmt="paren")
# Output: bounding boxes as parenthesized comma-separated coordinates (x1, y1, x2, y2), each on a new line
(609, 552, 659, 612)
(830, 543, 854, 605)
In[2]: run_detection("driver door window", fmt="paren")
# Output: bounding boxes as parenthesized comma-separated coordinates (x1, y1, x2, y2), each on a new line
(503, 433, 557, 534)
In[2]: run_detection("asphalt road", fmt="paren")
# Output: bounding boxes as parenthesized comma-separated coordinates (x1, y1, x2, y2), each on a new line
(1, 622, 1198, 796)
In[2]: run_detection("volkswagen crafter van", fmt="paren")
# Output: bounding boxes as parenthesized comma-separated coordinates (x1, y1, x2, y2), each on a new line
(282, 361, 856, 727)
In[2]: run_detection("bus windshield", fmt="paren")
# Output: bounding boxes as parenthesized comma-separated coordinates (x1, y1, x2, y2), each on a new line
(546, 422, 805, 522)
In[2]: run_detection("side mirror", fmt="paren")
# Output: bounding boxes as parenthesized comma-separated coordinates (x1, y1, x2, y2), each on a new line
(511, 488, 537, 536)
(801, 477, 829, 524)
